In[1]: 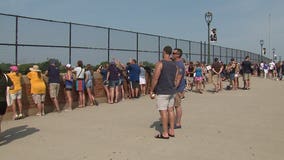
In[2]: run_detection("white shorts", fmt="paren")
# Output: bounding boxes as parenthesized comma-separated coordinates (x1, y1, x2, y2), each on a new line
(156, 94, 175, 111)
(32, 94, 45, 104)
(10, 90, 22, 100)
(139, 77, 146, 85)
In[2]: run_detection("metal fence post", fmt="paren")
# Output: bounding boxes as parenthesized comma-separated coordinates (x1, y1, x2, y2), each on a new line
(107, 28, 110, 62)
(200, 41, 203, 62)
(15, 16, 18, 65)
(69, 22, 72, 64)
(158, 36, 161, 61)
(136, 33, 139, 62)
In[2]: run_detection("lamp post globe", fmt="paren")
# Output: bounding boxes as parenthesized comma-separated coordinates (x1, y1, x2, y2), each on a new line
(205, 12, 213, 64)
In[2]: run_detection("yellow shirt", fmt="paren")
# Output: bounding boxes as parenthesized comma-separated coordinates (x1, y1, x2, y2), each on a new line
(7, 72, 22, 94)
(27, 71, 46, 94)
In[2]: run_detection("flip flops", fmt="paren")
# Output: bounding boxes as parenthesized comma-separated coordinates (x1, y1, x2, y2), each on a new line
(154, 134, 169, 139)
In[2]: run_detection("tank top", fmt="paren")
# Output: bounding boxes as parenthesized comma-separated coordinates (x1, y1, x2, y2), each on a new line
(155, 60, 177, 95)
(195, 67, 203, 77)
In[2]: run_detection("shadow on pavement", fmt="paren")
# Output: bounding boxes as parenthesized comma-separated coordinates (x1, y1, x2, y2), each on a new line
(0, 125, 39, 146)
(150, 120, 163, 133)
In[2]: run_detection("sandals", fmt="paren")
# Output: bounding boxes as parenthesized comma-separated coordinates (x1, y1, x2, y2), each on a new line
(154, 134, 169, 139)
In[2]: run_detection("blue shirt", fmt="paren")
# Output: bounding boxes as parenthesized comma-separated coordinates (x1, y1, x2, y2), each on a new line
(175, 60, 186, 92)
(127, 64, 140, 82)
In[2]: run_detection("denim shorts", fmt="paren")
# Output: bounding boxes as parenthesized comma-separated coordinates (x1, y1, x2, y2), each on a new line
(109, 80, 119, 88)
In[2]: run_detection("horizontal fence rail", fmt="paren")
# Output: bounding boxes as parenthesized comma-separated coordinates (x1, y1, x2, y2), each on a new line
(0, 13, 269, 66)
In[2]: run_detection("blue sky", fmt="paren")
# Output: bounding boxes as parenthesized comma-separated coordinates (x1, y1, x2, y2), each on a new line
(1, 0, 283, 61)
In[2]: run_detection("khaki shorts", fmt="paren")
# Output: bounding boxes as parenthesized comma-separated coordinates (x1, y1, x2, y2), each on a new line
(49, 83, 60, 98)
(212, 74, 221, 85)
(156, 94, 175, 111)
(10, 90, 22, 100)
(32, 94, 45, 104)
(174, 92, 183, 107)
(243, 73, 251, 81)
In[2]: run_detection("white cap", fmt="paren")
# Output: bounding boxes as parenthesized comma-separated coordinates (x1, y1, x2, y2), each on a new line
(65, 64, 71, 68)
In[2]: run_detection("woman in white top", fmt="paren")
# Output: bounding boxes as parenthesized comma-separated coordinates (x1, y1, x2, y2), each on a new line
(73, 60, 86, 108)
(139, 62, 146, 96)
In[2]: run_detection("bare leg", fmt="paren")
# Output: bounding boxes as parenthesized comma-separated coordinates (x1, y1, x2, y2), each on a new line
(168, 107, 175, 136)
(17, 99, 23, 115)
(12, 100, 18, 119)
(109, 87, 114, 103)
(159, 110, 169, 137)
(115, 86, 119, 103)
(175, 106, 182, 127)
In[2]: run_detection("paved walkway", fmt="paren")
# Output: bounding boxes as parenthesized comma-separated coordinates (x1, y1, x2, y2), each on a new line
(1, 77, 284, 160)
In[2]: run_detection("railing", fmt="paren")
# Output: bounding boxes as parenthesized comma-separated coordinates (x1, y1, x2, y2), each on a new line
(0, 13, 269, 66)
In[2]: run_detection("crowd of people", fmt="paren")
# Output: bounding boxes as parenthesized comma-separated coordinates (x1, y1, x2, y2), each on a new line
(0, 46, 283, 138)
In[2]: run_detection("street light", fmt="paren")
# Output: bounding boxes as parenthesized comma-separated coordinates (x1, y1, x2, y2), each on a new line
(260, 40, 264, 62)
(205, 12, 213, 64)
(272, 48, 276, 61)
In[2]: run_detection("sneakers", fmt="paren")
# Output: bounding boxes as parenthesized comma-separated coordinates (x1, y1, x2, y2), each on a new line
(13, 114, 19, 120)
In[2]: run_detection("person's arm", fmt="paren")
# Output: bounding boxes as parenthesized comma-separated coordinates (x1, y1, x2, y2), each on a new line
(85, 71, 89, 83)
(175, 66, 182, 88)
(218, 65, 224, 74)
(106, 70, 110, 82)
(150, 61, 162, 94)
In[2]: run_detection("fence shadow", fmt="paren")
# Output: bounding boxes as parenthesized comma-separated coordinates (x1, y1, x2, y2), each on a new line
(0, 125, 40, 146)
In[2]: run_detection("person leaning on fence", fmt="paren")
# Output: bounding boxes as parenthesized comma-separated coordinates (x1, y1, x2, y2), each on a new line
(150, 46, 181, 139)
(63, 64, 73, 111)
(0, 68, 14, 133)
(97, 63, 111, 103)
(127, 59, 141, 98)
(139, 62, 147, 96)
(85, 64, 97, 106)
(7, 65, 24, 120)
(106, 62, 120, 104)
(73, 60, 86, 108)
(27, 65, 46, 116)
(45, 59, 61, 112)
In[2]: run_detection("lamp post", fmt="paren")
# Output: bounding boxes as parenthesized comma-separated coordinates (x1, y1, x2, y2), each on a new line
(260, 40, 264, 62)
(272, 48, 275, 61)
(205, 12, 213, 64)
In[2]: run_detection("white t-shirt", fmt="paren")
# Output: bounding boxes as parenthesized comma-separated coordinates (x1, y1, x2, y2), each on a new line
(73, 67, 85, 79)
(269, 62, 275, 70)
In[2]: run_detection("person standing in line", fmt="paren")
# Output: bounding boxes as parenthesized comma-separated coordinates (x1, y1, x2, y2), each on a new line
(7, 65, 23, 120)
(211, 58, 223, 93)
(194, 62, 204, 94)
(63, 64, 73, 111)
(85, 64, 97, 106)
(45, 59, 61, 112)
(97, 63, 111, 103)
(241, 56, 252, 90)
(226, 58, 237, 90)
(0, 68, 13, 133)
(107, 62, 120, 104)
(73, 60, 86, 108)
(27, 65, 46, 116)
(127, 59, 140, 98)
(187, 61, 195, 91)
(172, 48, 186, 129)
(139, 62, 146, 96)
(150, 46, 181, 139)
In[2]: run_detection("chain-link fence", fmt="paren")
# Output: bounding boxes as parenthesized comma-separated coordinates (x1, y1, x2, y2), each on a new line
(0, 13, 269, 66)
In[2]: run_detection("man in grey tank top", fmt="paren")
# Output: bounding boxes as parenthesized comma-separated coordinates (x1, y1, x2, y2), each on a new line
(150, 46, 182, 139)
